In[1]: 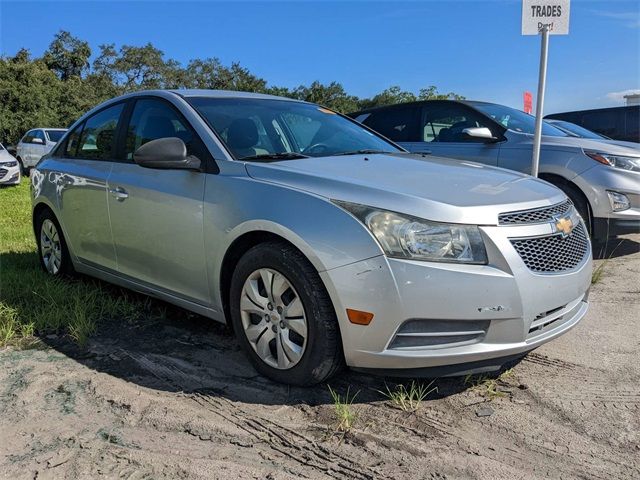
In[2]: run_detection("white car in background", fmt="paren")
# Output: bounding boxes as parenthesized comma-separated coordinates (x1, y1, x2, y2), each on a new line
(16, 128, 67, 174)
(0, 143, 21, 185)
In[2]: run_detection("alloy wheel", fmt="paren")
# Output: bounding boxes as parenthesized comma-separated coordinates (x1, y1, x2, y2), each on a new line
(40, 219, 62, 275)
(240, 268, 308, 369)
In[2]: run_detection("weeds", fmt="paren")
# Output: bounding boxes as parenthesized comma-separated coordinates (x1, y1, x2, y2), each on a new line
(464, 371, 511, 400)
(328, 385, 359, 433)
(592, 239, 623, 284)
(380, 380, 437, 412)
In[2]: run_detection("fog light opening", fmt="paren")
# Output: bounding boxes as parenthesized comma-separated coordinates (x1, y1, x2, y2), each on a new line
(607, 191, 630, 212)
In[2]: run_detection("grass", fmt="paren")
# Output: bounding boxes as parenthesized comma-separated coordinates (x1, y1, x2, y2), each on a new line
(591, 239, 624, 285)
(379, 380, 437, 412)
(0, 181, 163, 347)
(328, 385, 359, 433)
(464, 369, 515, 400)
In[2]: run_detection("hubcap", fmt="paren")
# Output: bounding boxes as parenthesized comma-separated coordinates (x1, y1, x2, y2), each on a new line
(240, 268, 308, 370)
(40, 219, 62, 275)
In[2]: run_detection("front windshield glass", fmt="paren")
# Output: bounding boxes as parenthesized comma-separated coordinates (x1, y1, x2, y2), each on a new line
(548, 120, 606, 139)
(188, 97, 401, 159)
(473, 103, 567, 137)
(45, 130, 66, 143)
(0, 143, 4, 150)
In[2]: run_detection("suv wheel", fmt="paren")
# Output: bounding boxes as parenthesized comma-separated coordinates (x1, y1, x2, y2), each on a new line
(17, 158, 26, 176)
(230, 241, 342, 385)
(35, 209, 73, 276)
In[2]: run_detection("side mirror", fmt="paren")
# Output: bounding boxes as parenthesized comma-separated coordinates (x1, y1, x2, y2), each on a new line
(32, 137, 44, 145)
(462, 127, 498, 142)
(133, 137, 201, 171)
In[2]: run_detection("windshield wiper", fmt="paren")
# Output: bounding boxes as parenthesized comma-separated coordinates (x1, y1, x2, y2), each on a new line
(333, 149, 396, 156)
(239, 152, 310, 161)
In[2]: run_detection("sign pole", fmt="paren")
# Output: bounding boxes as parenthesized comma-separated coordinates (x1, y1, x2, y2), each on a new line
(531, 25, 549, 178)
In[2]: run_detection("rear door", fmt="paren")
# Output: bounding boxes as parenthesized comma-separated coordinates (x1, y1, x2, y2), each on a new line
(107, 97, 210, 304)
(55, 103, 125, 271)
(412, 103, 501, 165)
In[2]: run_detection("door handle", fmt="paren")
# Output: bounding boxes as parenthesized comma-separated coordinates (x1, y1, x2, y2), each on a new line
(109, 187, 129, 201)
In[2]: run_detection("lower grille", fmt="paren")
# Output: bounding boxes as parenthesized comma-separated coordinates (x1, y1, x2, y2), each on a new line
(389, 319, 489, 350)
(511, 222, 589, 273)
(0, 168, 7, 179)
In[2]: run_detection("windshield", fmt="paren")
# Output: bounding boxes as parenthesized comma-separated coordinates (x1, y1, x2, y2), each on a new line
(45, 130, 66, 143)
(472, 103, 567, 137)
(547, 120, 606, 139)
(0, 143, 4, 150)
(188, 97, 401, 160)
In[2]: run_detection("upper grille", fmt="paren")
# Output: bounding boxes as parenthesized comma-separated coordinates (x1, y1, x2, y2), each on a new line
(511, 222, 589, 273)
(499, 199, 573, 225)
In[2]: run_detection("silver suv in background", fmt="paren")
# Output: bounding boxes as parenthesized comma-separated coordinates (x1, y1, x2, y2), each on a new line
(350, 100, 640, 242)
(16, 128, 67, 174)
(32, 90, 591, 385)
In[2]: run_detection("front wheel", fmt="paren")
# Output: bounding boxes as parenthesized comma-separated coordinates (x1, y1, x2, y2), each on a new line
(229, 242, 343, 385)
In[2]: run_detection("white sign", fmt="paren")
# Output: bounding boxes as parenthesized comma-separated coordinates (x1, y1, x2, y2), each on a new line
(522, 0, 570, 35)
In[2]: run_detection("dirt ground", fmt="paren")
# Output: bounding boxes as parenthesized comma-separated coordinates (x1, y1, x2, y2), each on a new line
(1, 235, 639, 480)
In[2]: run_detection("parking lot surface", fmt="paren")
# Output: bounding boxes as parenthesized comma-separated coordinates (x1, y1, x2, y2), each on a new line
(1, 236, 638, 480)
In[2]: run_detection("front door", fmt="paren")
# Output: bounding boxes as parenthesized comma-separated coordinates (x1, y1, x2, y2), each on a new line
(402, 103, 501, 165)
(107, 97, 210, 305)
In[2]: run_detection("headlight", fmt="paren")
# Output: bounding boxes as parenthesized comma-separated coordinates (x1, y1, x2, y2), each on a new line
(334, 201, 488, 264)
(0, 160, 17, 168)
(584, 150, 640, 172)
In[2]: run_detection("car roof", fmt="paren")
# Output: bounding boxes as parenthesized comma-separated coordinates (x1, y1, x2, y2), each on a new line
(168, 89, 300, 102)
(350, 99, 498, 116)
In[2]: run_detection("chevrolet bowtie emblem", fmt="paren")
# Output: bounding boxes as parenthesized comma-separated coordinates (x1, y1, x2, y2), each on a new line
(554, 215, 574, 237)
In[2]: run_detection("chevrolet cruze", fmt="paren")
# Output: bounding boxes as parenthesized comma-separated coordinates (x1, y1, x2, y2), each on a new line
(31, 90, 592, 385)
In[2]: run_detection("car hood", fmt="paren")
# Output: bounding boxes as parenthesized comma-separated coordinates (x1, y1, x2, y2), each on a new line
(0, 149, 16, 161)
(528, 133, 640, 155)
(245, 153, 566, 225)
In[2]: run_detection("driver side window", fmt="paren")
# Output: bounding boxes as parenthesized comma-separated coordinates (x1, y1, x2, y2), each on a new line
(422, 104, 492, 143)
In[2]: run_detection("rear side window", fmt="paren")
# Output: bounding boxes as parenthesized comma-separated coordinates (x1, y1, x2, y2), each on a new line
(76, 103, 124, 160)
(46, 130, 65, 143)
(362, 106, 419, 142)
(124, 98, 202, 161)
(34, 130, 46, 143)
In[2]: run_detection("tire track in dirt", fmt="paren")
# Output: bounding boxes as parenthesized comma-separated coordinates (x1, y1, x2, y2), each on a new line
(122, 349, 380, 479)
(188, 391, 379, 480)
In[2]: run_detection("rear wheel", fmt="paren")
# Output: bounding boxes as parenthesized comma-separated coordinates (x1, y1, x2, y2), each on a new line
(35, 209, 73, 277)
(229, 241, 342, 385)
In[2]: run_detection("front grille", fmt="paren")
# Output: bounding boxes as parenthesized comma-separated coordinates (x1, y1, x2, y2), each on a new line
(511, 222, 589, 273)
(499, 199, 573, 225)
(0, 168, 7, 180)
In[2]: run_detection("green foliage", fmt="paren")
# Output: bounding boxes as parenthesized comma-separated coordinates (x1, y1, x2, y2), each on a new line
(0, 30, 464, 146)
(328, 385, 359, 433)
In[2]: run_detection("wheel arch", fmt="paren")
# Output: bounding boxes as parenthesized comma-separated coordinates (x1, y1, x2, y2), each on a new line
(538, 172, 593, 222)
(218, 226, 330, 329)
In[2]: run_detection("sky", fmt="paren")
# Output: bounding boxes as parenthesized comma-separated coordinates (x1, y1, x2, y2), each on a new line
(1, 0, 638, 113)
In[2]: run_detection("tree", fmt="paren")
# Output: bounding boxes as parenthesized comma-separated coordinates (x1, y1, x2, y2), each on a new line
(43, 31, 91, 80)
(292, 81, 360, 113)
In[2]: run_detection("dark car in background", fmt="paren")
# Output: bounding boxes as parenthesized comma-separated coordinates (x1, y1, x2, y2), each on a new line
(545, 106, 639, 144)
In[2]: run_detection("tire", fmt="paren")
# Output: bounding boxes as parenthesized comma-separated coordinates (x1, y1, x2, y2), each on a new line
(34, 208, 74, 277)
(229, 241, 343, 385)
(16, 157, 26, 176)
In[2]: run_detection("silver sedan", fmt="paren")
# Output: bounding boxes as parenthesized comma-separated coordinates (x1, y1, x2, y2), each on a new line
(31, 90, 592, 385)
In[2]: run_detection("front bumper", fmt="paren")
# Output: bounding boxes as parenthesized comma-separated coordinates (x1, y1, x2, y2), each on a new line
(321, 221, 592, 374)
(573, 164, 640, 239)
(0, 165, 21, 185)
